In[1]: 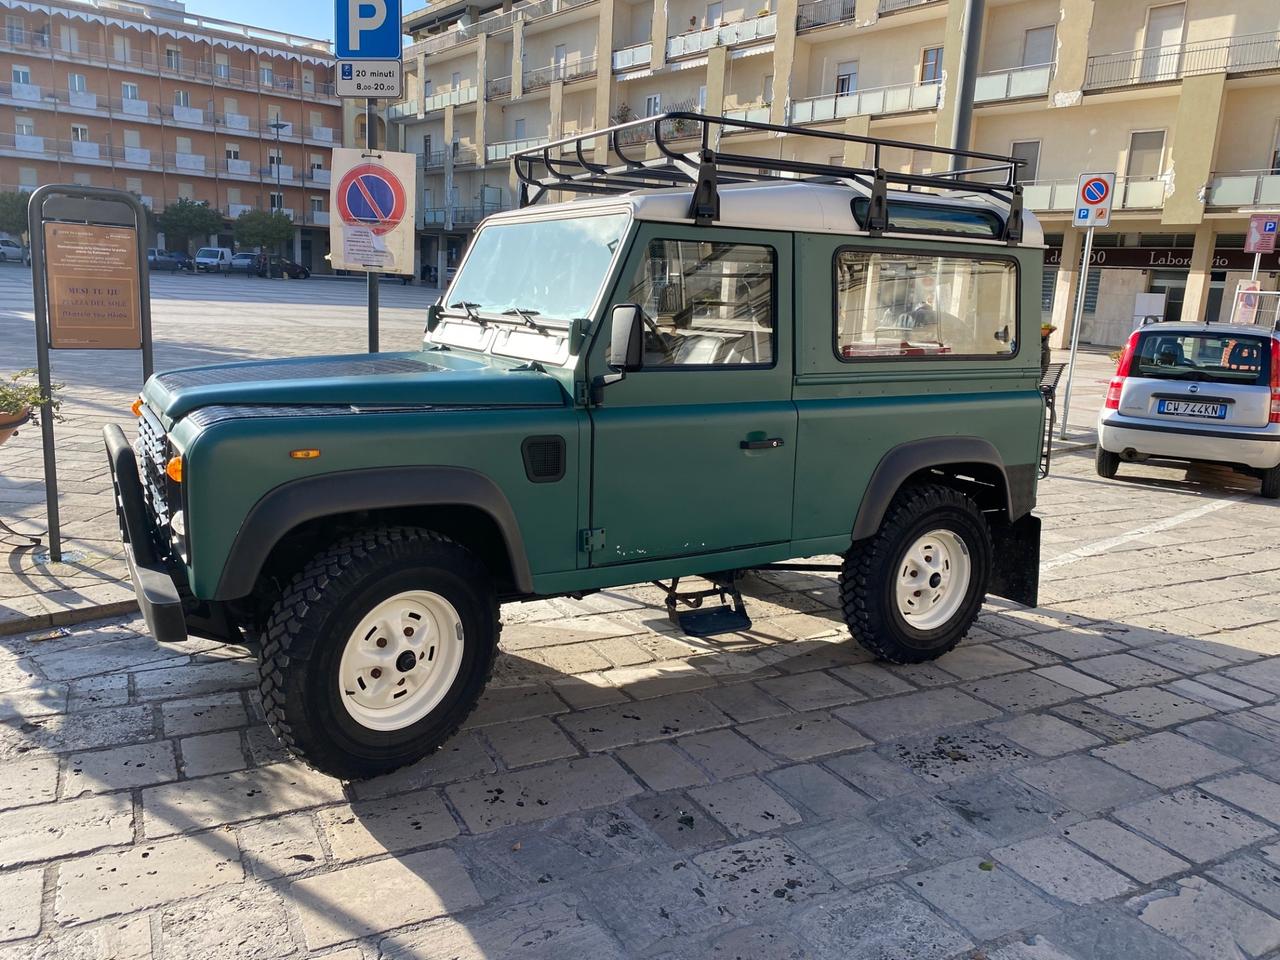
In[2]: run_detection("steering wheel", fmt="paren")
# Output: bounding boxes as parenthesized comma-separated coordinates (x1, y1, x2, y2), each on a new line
(640, 309, 677, 364)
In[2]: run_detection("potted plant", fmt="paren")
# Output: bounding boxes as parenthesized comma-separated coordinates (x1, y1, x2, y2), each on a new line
(0, 369, 63, 447)
(1040, 323, 1057, 375)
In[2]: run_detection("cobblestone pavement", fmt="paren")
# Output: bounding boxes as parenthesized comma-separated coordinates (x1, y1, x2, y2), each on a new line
(1, 436, 1278, 958)
(0, 267, 435, 632)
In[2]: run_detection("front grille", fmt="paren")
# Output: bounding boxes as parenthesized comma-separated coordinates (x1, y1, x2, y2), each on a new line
(136, 407, 173, 554)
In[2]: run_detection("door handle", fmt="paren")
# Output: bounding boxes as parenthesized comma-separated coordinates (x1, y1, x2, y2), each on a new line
(741, 438, 785, 450)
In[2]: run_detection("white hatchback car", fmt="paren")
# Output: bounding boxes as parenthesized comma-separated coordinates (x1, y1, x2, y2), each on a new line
(1096, 321, 1280, 499)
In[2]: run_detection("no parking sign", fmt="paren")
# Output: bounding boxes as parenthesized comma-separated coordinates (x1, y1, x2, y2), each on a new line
(329, 147, 416, 274)
(1073, 173, 1116, 229)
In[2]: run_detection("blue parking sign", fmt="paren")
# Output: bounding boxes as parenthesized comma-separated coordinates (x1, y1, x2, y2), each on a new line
(1267, 221, 1278, 234)
(336, 0, 403, 61)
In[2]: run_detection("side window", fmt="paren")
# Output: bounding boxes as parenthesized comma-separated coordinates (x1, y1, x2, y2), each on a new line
(834, 250, 1017, 360)
(625, 239, 775, 367)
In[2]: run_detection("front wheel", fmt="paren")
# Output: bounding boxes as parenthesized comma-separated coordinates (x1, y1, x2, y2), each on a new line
(840, 485, 991, 664)
(258, 527, 499, 780)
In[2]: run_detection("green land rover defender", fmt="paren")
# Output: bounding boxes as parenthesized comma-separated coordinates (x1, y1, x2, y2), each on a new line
(106, 115, 1045, 779)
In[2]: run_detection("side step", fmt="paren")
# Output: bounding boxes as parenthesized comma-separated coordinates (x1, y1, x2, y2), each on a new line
(653, 573, 752, 638)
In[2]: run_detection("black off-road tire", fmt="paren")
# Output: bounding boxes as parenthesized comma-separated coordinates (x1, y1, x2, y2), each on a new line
(1095, 446, 1121, 479)
(839, 484, 992, 664)
(258, 526, 499, 780)
(1260, 464, 1280, 500)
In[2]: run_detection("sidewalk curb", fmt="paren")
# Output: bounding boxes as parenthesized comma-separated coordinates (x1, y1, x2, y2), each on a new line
(0, 599, 139, 639)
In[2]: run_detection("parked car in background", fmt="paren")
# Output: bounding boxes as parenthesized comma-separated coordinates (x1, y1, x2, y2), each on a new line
(0, 238, 29, 265)
(147, 248, 182, 272)
(261, 255, 310, 279)
(227, 253, 260, 275)
(1096, 321, 1280, 498)
(194, 247, 233, 272)
(171, 251, 194, 272)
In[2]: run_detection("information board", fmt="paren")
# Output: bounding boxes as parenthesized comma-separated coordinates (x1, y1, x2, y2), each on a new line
(43, 222, 142, 349)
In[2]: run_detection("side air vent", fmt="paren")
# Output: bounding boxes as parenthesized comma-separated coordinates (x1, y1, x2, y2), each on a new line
(522, 436, 566, 483)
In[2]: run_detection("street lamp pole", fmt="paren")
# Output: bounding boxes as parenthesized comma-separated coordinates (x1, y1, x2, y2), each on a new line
(268, 119, 288, 272)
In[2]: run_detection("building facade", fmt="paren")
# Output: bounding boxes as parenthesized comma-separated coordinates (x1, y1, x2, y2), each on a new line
(0, 0, 345, 270)
(388, 0, 1280, 344)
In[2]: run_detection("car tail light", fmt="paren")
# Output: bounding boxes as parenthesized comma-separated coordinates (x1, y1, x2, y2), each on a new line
(1105, 331, 1140, 410)
(1270, 339, 1280, 424)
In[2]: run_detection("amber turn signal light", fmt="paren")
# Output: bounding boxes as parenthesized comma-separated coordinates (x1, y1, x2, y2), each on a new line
(289, 449, 321, 460)
(166, 456, 184, 483)
(130, 397, 144, 417)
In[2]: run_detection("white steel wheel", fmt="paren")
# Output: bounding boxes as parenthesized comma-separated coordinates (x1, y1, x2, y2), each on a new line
(337, 590, 465, 732)
(894, 529, 972, 631)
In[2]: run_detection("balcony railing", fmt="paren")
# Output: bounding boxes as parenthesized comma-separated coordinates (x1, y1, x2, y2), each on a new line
(487, 136, 549, 162)
(723, 103, 772, 124)
(1084, 31, 1280, 91)
(797, 0, 857, 31)
(523, 55, 598, 91)
(1022, 175, 1169, 212)
(388, 100, 418, 120)
(423, 147, 479, 168)
(612, 42, 652, 71)
(1205, 170, 1280, 208)
(974, 62, 1053, 102)
(666, 15, 777, 59)
(788, 80, 940, 123)
(486, 76, 513, 100)
(879, 0, 941, 12)
(424, 85, 480, 113)
(407, 0, 597, 58)
(423, 205, 508, 226)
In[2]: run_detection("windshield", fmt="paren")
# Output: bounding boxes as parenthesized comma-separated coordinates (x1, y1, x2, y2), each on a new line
(445, 212, 629, 324)
(196, 248, 220, 259)
(1135, 331, 1272, 386)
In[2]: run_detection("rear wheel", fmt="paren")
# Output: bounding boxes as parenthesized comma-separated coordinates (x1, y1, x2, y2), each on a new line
(840, 484, 991, 664)
(1261, 464, 1280, 500)
(258, 526, 498, 780)
(1096, 447, 1121, 479)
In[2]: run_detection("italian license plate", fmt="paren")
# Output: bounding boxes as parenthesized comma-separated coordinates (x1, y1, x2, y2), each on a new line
(1157, 399, 1226, 419)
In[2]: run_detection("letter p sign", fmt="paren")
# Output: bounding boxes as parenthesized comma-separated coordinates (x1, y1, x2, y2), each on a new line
(336, 0, 401, 60)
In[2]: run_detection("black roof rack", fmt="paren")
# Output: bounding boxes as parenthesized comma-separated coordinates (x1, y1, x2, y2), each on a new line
(511, 111, 1026, 243)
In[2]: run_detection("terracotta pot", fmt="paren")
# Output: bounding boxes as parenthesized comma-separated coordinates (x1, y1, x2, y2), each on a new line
(0, 406, 31, 447)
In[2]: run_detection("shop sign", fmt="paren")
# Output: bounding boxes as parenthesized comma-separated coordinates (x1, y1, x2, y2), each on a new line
(1046, 246, 1280, 272)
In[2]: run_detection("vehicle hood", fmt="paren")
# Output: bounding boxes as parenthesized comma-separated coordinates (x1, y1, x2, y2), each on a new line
(143, 350, 568, 422)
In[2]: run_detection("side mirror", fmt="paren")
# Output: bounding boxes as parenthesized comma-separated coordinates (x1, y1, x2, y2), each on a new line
(426, 301, 443, 333)
(609, 304, 644, 372)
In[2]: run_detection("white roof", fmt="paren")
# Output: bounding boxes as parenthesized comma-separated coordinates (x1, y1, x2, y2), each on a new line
(1139, 321, 1280, 338)
(487, 178, 1044, 249)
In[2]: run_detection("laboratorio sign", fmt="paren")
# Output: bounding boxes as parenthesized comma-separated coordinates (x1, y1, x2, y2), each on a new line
(1046, 246, 1279, 272)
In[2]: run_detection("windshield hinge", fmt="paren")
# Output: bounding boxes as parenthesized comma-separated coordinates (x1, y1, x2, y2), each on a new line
(580, 528, 606, 553)
(575, 380, 591, 406)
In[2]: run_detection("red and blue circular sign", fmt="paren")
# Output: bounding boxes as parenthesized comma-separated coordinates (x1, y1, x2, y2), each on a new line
(336, 163, 407, 235)
(1081, 177, 1110, 205)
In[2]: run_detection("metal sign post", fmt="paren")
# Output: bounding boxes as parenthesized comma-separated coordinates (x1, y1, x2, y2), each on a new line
(27, 185, 153, 562)
(335, 0, 403, 354)
(1059, 172, 1116, 440)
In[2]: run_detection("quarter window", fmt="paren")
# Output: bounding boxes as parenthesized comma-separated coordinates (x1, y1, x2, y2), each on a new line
(624, 240, 775, 367)
(834, 250, 1017, 360)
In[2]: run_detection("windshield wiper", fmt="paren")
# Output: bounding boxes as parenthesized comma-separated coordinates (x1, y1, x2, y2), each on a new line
(448, 301, 486, 325)
(502, 307, 549, 335)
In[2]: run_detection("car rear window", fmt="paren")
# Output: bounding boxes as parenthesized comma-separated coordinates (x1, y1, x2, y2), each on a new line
(1135, 330, 1272, 386)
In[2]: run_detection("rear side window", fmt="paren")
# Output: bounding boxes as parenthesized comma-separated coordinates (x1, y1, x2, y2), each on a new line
(1135, 331, 1272, 386)
(834, 249, 1018, 360)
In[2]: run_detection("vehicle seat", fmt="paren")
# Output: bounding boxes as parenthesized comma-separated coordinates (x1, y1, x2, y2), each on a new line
(1223, 341, 1262, 373)
(1153, 339, 1184, 366)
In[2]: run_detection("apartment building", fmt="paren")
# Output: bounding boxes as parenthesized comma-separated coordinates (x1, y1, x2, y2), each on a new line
(388, 0, 1280, 344)
(0, 0, 345, 271)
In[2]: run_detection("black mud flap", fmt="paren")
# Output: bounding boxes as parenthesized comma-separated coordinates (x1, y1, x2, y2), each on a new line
(988, 513, 1040, 609)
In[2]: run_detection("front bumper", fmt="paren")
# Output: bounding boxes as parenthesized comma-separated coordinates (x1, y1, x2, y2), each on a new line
(104, 424, 190, 644)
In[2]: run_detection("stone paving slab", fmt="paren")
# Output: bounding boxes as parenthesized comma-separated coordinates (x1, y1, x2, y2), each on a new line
(0, 322, 1279, 957)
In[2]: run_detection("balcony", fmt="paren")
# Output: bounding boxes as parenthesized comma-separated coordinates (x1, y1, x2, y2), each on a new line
(68, 90, 99, 111)
(1205, 170, 1280, 208)
(228, 203, 254, 217)
(667, 15, 777, 59)
(222, 112, 253, 131)
(486, 76, 513, 100)
(879, 0, 941, 12)
(171, 152, 208, 173)
(523, 55, 598, 92)
(797, 0, 856, 31)
(407, 0, 596, 58)
(309, 211, 331, 226)
(487, 137, 548, 162)
(424, 86, 480, 113)
(4, 80, 43, 103)
(974, 62, 1053, 103)
(424, 147, 479, 168)
(121, 146, 153, 166)
(1023, 176, 1169, 212)
(0, 132, 49, 156)
(119, 97, 151, 118)
(311, 169, 332, 185)
(171, 105, 206, 125)
(423, 205, 508, 227)
(612, 42, 652, 72)
(723, 103, 771, 124)
(1084, 31, 1280, 91)
(388, 100, 418, 120)
(70, 140, 100, 160)
(225, 158, 253, 176)
(789, 80, 940, 124)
